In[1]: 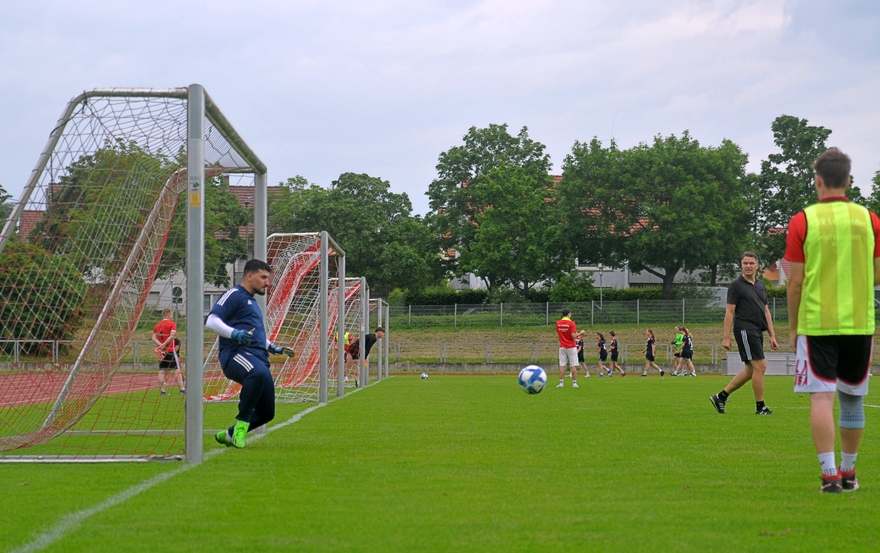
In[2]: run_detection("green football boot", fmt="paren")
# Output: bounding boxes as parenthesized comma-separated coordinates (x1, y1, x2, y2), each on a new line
(232, 420, 250, 449)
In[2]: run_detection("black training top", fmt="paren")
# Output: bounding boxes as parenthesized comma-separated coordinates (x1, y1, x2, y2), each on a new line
(726, 275, 769, 331)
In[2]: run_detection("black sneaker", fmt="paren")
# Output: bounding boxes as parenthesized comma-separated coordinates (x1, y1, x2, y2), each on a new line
(710, 394, 726, 414)
(840, 469, 860, 491)
(756, 406, 773, 415)
(821, 476, 842, 493)
(660, 370, 665, 377)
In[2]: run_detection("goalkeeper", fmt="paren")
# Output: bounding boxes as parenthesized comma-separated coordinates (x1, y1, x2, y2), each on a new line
(206, 259, 292, 449)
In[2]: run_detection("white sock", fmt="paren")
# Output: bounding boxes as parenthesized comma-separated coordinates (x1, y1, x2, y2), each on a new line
(818, 451, 838, 477)
(840, 452, 858, 473)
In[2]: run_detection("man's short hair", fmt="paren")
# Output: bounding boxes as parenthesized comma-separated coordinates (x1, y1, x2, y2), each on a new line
(375, 326, 385, 333)
(812, 147, 851, 189)
(561, 308, 571, 317)
(742, 251, 759, 263)
(243, 259, 272, 275)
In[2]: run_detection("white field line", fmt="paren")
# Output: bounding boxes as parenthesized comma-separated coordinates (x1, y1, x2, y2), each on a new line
(8, 384, 371, 553)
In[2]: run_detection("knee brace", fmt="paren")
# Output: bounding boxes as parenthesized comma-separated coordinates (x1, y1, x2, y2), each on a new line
(838, 390, 865, 430)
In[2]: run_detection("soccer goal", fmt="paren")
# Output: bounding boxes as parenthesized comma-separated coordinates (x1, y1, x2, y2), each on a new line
(0, 86, 266, 462)
(203, 232, 355, 405)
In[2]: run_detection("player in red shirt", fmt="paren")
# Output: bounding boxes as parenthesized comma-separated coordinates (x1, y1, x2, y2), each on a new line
(556, 308, 586, 388)
(152, 307, 184, 395)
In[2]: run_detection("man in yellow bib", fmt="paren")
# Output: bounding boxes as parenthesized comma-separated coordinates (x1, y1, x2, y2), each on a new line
(785, 148, 880, 493)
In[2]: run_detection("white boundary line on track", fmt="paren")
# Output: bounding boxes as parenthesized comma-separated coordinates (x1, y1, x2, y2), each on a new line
(8, 385, 369, 553)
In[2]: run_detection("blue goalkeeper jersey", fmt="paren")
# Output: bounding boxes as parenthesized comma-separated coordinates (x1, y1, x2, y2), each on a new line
(209, 285, 269, 365)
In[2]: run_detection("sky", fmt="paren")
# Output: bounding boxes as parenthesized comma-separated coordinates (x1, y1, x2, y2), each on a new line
(1, 0, 879, 216)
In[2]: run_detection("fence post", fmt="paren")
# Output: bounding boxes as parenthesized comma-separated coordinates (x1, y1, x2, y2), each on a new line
(682, 299, 685, 324)
(637, 299, 640, 325)
(591, 300, 594, 325)
(773, 297, 776, 320)
(408, 305, 411, 326)
(454, 303, 457, 328)
(500, 302, 503, 328)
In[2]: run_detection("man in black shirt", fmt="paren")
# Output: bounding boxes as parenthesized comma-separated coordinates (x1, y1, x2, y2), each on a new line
(349, 326, 385, 367)
(711, 252, 779, 415)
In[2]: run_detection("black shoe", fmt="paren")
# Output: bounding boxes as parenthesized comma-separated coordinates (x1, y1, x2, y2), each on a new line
(710, 394, 725, 414)
(821, 476, 842, 493)
(840, 469, 860, 491)
(660, 370, 665, 377)
(756, 406, 773, 415)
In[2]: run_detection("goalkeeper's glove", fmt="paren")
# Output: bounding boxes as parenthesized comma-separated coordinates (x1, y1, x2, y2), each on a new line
(268, 343, 294, 356)
(231, 328, 254, 345)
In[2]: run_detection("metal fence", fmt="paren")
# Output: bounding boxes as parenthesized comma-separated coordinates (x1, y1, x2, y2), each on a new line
(390, 341, 728, 365)
(390, 299, 794, 328)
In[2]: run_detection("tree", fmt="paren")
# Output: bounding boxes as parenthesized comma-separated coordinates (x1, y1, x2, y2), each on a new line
(0, 182, 11, 226)
(29, 142, 248, 287)
(559, 132, 752, 299)
(863, 166, 880, 215)
(751, 115, 865, 264)
(0, 240, 88, 354)
(269, 173, 443, 296)
(426, 124, 571, 294)
(162, 176, 249, 287)
(29, 140, 176, 278)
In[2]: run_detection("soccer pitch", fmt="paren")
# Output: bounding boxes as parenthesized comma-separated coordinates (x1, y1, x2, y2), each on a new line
(3, 375, 878, 552)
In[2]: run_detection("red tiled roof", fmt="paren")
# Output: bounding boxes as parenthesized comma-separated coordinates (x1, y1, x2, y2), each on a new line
(18, 210, 43, 238)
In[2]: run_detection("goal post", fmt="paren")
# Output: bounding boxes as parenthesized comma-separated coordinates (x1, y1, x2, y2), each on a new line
(0, 85, 265, 464)
(203, 232, 356, 406)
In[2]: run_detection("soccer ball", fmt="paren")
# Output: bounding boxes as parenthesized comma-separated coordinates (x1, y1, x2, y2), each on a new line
(518, 365, 547, 394)
(420, 372, 429, 379)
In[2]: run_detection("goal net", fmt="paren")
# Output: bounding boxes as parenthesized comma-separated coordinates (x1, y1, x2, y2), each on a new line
(204, 233, 359, 404)
(0, 87, 264, 461)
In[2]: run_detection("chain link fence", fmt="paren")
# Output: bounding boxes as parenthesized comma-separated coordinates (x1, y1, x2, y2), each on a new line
(390, 299, 794, 328)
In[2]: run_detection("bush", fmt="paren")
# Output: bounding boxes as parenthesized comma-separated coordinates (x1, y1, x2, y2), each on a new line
(403, 286, 489, 306)
(0, 240, 88, 354)
(548, 273, 597, 302)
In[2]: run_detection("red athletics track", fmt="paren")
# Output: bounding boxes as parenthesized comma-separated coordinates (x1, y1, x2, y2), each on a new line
(0, 372, 230, 408)
(0, 372, 158, 408)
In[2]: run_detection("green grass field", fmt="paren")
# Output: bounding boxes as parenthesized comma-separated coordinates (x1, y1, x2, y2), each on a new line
(3, 375, 879, 552)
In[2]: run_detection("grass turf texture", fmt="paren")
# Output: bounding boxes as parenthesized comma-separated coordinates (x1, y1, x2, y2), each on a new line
(2, 375, 878, 552)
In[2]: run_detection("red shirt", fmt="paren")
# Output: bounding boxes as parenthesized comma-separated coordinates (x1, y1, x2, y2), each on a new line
(784, 196, 880, 262)
(556, 317, 577, 348)
(153, 319, 177, 353)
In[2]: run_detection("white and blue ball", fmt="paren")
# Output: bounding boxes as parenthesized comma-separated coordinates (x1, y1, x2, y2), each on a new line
(420, 372, 429, 379)
(518, 365, 547, 394)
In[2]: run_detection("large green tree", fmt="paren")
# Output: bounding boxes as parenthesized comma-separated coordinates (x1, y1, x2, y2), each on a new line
(29, 142, 248, 287)
(559, 132, 751, 299)
(269, 173, 443, 296)
(426, 124, 571, 295)
(752, 115, 862, 264)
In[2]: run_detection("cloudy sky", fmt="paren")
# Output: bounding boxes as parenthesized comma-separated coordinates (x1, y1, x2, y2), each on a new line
(1, 0, 878, 215)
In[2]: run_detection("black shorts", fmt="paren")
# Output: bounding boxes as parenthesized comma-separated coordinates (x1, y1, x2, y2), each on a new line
(610, 350, 618, 362)
(733, 329, 764, 363)
(645, 353, 655, 362)
(681, 349, 693, 360)
(159, 352, 177, 370)
(599, 350, 608, 362)
(673, 351, 681, 358)
(800, 335, 872, 385)
(577, 351, 585, 363)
